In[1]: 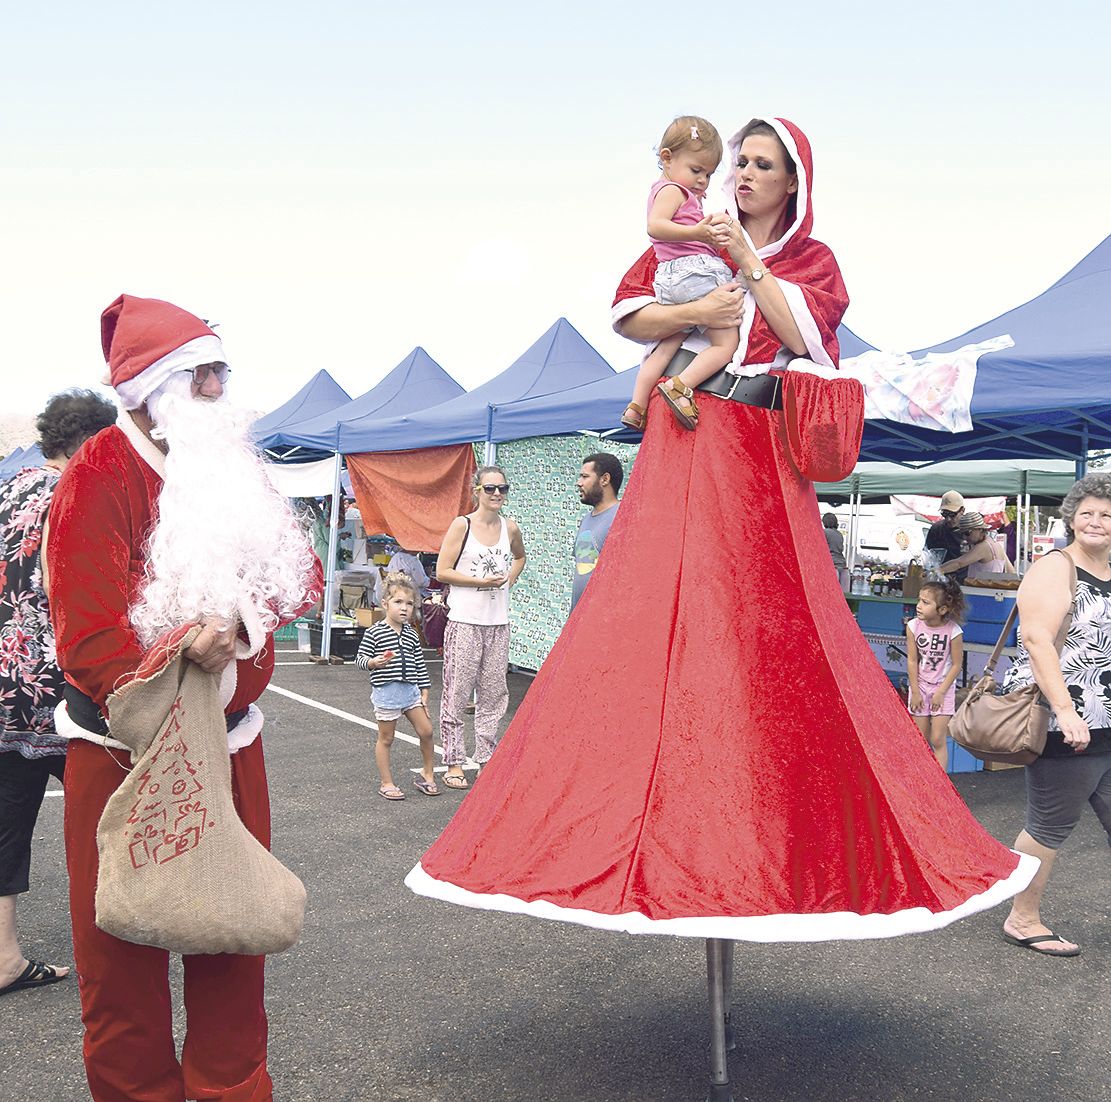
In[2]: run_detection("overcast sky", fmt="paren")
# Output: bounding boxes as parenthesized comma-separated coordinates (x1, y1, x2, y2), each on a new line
(3, 0, 1107, 423)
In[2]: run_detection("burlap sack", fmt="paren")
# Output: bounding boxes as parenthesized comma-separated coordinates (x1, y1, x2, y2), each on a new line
(95, 625, 306, 955)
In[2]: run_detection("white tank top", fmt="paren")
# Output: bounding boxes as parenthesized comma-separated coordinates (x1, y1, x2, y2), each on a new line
(447, 516, 514, 625)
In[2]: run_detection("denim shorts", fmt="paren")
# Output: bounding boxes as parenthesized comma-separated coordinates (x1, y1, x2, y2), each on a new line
(653, 255, 735, 305)
(371, 681, 422, 721)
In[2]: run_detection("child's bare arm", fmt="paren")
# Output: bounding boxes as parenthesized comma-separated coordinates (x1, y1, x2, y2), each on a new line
(904, 623, 920, 690)
(647, 186, 729, 247)
(905, 623, 922, 709)
(937, 635, 963, 695)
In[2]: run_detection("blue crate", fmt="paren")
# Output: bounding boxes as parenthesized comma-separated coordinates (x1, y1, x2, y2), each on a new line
(854, 599, 910, 634)
(947, 737, 984, 774)
(962, 592, 1017, 646)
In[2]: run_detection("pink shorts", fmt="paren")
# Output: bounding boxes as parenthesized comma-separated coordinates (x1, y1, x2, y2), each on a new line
(909, 680, 955, 717)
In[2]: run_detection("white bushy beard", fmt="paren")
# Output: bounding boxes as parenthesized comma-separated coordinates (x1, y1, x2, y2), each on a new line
(130, 373, 319, 651)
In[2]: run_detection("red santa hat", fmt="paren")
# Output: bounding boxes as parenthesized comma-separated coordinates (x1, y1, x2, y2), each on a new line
(101, 294, 227, 410)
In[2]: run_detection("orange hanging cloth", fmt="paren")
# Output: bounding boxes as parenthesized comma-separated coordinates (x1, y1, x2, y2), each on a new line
(344, 444, 477, 552)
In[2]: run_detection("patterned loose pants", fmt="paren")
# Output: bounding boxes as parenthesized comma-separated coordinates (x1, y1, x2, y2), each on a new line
(440, 621, 511, 766)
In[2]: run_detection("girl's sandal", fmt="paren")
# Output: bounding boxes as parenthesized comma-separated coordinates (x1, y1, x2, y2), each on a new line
(657, 377, 699, 430)
(620, 402, 646, 432)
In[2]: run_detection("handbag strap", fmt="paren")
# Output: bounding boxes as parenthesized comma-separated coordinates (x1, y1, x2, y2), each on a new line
(452, 517, 471, 570)
(984, 549, 1077, 675)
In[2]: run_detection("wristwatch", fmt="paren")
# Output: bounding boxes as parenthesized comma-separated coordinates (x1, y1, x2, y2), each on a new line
(749, 266, 769, 282)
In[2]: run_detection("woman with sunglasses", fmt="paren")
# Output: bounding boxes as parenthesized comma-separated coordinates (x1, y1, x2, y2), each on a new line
(434, 466, 526, 789)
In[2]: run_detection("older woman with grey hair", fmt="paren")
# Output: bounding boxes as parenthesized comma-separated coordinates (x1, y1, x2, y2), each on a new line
(1000, 472, 1111, 957)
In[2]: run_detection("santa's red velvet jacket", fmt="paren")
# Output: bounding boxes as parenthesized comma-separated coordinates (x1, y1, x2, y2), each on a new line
(46, 418, 320, 724)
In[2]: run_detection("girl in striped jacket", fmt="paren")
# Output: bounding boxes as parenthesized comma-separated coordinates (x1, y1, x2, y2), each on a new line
(356, 572, 438, 800)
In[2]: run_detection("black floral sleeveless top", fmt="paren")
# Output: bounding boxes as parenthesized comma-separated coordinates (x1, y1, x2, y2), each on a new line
(1003, 555, 1111, 756)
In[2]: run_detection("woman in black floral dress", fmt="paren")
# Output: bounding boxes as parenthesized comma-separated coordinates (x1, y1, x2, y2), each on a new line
(0, 389, 116, 996)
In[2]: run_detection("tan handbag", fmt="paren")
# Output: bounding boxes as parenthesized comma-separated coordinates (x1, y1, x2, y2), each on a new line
(949, 554, 1076, 765)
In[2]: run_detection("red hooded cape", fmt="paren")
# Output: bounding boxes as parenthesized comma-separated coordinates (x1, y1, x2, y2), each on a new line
(407, 118, 1034, 941)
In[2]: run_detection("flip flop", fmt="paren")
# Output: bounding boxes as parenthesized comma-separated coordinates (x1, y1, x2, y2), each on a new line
(378, 784, 406, 801)
(0, 959, 69, 996)
(413, 776, 441, 796)
(442, 772, 469, 790)
(1001, 930, 1080, 957)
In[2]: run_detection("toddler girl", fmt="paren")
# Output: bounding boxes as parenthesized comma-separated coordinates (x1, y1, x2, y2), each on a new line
(621, 115, 739, 434)
(355, 572, 439, 800)
(905, 579, 966, 771)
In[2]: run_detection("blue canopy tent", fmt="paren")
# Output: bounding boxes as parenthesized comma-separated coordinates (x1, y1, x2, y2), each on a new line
(857, 234, 1111, 464)
(259, 347, 464, 455)
(0, 444, 43, 481)
(254, 348, 464, 659)
(252, 369, 351, 455)
(0, 445, 27, 473)
(305, 320, 613, 660)
(333, 318, 616, 455)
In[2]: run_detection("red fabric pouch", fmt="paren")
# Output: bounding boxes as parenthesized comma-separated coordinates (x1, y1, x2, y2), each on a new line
(779, 370, 865, 482)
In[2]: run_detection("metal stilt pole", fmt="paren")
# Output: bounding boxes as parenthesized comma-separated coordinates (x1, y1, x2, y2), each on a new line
(722, 939, 736, 1052)
(705, 938, 734, 1102)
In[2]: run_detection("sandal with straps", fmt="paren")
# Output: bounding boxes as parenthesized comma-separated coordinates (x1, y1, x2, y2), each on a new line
(620, 402, 646, 432)
(657, 377, 699, 430)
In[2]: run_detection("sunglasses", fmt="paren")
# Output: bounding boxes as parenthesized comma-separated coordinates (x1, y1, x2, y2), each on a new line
(940, 509, 959, 519)
(480, 484, 510, 495)
(189, 363, 231, 385)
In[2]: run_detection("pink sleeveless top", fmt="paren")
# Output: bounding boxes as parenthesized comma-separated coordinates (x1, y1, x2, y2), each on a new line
(647, 180, 718, 262)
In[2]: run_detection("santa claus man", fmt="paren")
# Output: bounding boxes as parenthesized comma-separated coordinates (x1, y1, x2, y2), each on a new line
(46, 295, 322, 1102)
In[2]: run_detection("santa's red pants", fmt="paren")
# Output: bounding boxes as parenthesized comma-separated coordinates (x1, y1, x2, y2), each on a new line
(64, 736, 274, 1102)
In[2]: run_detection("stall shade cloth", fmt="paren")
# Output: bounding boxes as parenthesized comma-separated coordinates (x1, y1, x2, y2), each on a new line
(345, 446, 476, 552)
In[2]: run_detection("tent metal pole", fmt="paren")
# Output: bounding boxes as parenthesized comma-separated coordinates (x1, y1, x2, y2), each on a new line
(320, 454, 342, 660)
(1023, 493, 1032, 573)
(705, 939, 734, 1102)
(484, 441, 497, 466)
(1078, 425, 1089, 478)
(1017, 494, 1024, 575)
(847, 487, 860, 570)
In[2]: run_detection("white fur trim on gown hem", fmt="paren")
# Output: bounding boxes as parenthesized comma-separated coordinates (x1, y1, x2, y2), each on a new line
(405, 852, 1040, 943)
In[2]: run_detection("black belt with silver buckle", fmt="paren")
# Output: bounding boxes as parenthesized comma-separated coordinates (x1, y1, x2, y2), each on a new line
(63, 683, 249, 737)
(663, 348, 783, 410)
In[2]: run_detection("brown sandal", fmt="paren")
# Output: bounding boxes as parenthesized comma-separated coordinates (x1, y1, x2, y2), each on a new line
(620, 402, 646, 431)
(657, 377, 699, 430)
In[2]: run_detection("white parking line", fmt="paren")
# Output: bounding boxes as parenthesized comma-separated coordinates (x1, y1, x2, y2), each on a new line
(265, 683, 443, 755)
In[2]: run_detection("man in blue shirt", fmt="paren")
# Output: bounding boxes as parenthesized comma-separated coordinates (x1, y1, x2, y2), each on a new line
(571, 453, 623, 611)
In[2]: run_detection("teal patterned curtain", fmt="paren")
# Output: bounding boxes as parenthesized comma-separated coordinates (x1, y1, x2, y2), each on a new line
(494, 437, 640, 672)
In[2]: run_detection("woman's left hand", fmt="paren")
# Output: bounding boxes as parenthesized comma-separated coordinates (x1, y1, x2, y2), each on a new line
(1056, 705, 1091, 751)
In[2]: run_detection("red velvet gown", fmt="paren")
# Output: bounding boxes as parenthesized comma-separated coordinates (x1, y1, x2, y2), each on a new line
(407, 118, 1036, 941)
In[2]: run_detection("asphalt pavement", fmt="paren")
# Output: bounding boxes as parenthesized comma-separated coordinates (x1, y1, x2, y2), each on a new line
(1, 646, 1107, 1102)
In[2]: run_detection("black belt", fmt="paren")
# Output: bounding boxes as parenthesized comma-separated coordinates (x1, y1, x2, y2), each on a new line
(64, 683, 249, 737)
(663, 348, 783, 410)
